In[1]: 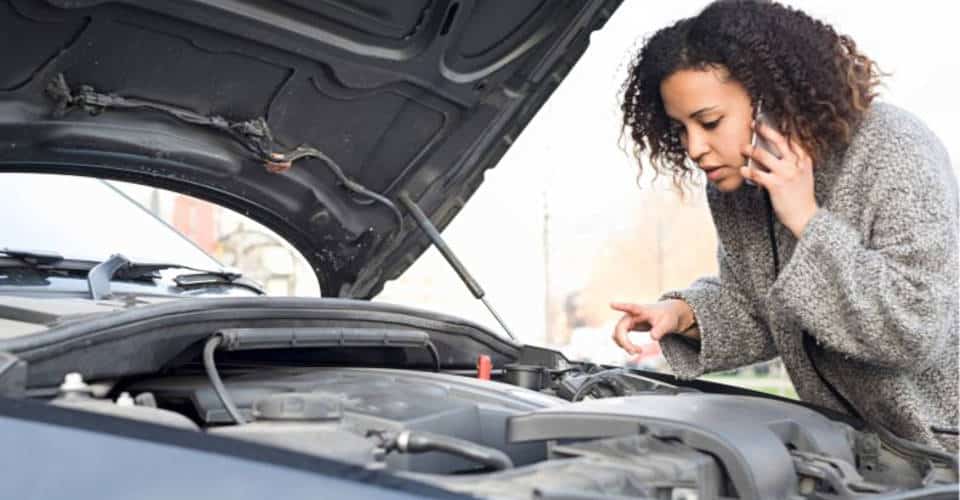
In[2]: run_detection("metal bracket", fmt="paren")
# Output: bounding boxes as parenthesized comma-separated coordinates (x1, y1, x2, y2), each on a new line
(87, 254, 131, 300)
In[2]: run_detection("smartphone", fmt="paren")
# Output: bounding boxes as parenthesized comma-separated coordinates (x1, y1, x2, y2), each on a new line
(745, 99, 782, 186)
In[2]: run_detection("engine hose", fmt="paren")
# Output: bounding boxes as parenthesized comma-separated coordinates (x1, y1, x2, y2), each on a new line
(392, 430, 513, 471)
(203, 335, 246, 424)
(571, 369, 627, 401)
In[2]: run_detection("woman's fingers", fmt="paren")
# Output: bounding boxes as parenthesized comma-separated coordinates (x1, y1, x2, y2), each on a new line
(742, 142, 786, 175)
(788, 139, 813, 170)
(612, 314, 643, 354)
(610, 302, 646, 315)
(756, 121, 796, 163)
(740, 164, 774, 189)
(649, 320, 671, 341)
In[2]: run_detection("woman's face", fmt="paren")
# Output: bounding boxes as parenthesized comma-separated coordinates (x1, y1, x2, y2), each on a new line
(660, 66, 754, 192)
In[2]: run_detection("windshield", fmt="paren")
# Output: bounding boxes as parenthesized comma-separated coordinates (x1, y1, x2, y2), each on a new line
(1, 173, 223, 271)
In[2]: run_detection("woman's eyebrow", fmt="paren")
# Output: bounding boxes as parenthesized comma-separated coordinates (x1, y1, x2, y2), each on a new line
(690, 106, 719, 119)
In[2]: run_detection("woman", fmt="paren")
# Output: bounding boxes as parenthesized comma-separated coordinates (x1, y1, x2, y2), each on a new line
(611, 0, 958, 452)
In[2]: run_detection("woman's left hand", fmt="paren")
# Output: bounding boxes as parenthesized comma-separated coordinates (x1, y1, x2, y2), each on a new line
(740, 122, 818, 238)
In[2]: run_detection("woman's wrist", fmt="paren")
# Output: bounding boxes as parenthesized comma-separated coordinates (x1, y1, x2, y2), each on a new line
(787, 203, 819, 239)
(665, 299, 697, 333)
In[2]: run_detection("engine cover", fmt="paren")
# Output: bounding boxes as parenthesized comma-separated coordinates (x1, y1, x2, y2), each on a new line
(507, 393, 857, 499)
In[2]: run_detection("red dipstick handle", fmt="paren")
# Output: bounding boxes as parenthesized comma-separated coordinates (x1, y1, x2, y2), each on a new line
(476, 355, 492, 380)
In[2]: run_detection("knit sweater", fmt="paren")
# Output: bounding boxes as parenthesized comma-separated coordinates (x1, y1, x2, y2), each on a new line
(659, 102, 959, 452)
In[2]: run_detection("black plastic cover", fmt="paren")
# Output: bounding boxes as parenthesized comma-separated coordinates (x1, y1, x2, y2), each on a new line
(219, 327, 430, 351)
(0, 297, 521, 389)
(508, 393, 858, 499)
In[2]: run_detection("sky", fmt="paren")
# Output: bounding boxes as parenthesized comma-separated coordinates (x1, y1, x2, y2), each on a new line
(375, 1, 960, 345)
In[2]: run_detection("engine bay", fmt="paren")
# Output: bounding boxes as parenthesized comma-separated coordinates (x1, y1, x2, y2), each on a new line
(51, 360, 956, 499)
(1, 298, 954, 499)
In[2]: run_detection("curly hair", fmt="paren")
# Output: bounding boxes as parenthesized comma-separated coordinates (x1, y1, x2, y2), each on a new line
(621, 0, 883, 188)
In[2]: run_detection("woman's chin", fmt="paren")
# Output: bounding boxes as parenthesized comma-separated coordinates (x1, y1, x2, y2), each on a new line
(712, 174, 746, 192)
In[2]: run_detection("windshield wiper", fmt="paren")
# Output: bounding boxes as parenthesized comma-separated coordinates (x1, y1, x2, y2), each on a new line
(0, 248, 64, 266)
(2, 248, 262, 298)
(0, 248, 94, 274)
(172, 271, 263, 294)
(86, 254, 264, 299)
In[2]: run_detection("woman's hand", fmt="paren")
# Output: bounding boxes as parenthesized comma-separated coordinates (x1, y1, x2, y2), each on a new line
(740, 122, 818, 238)
(609, 300, 699, 354)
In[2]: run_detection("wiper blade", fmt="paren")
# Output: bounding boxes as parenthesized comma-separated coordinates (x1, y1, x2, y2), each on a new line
(0, 248, 65, 267)
(2, 249, 262, 298)
(86, 254, 263, 299)
(173, 272, 263, 294)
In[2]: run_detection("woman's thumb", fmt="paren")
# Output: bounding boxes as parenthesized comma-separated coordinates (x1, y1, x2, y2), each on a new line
(649, 322, 671, 341)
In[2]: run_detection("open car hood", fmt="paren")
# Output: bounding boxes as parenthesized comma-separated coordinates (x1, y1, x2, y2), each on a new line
(0, 0, 622, 297)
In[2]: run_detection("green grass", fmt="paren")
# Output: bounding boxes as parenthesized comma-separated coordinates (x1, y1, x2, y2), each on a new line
(702, 374, 799, 400)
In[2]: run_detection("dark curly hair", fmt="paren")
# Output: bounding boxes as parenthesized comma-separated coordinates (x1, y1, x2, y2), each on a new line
(621, 0, 883, 187)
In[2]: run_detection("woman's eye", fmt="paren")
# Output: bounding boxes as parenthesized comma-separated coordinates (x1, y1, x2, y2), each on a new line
(702, 119, 721, 130)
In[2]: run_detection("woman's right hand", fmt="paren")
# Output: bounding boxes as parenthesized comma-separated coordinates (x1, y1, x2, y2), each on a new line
(609, 300, 699, 354)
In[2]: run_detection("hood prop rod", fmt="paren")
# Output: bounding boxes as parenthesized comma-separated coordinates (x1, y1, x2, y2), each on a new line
(399, 193, 517, 341)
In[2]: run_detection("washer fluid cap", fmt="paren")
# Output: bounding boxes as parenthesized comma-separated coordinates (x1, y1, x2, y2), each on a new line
(252, 393, 343, 421)
(59, 372, 91, 393)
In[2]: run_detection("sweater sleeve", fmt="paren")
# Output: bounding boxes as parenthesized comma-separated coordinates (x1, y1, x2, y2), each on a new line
(658, 244, 778, 379)
(770, 133, 958, 370)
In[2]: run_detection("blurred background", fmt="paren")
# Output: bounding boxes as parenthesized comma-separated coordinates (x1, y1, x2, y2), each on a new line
(115, 1, 959, 398)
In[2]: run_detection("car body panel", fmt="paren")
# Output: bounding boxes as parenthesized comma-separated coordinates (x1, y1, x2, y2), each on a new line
(0, 0, 623, 296)
(0, 396, 464, 499)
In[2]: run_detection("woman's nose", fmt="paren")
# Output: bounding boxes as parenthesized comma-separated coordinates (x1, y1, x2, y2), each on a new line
(685, 130, 710, 161)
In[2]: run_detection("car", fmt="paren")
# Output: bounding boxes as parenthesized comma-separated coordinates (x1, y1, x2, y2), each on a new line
(0, 1, 956, 498)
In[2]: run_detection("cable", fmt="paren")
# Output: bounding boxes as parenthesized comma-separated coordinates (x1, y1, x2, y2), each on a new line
(425, 341, 441, 373)
(387, 430, 514, 471)
(571, 368, 626, 402)
(203, 335, 246, 424)
(764, 191, 780, 272)
(275, 146, 405, 241)
(47, 74, 405, 245)
(873, 420, 959, 474)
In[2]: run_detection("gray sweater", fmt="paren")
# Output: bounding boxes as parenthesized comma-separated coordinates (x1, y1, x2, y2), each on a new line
(660, 102, 959, 452)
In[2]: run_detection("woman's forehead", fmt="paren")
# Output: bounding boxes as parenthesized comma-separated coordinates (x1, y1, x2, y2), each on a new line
(660, 67, 744, 117)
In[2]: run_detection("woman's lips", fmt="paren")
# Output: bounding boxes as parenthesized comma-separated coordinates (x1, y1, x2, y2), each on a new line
(704, 166, 726, 181)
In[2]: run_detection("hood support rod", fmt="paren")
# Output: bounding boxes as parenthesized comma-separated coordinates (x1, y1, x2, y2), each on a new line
(399, 193, 517, 341)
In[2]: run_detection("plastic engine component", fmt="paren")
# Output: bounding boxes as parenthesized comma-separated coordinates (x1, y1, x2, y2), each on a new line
(52, 398, 199, 430)
(252, 393, 343, 421)
(508, 393, 857, 499)
(415, 434, 721, 498)
(209, 421, 379, 466)
(129, 367, 562, 472)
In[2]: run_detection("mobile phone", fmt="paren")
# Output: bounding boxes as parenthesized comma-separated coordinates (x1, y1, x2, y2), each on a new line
(745, 99, 782, 186)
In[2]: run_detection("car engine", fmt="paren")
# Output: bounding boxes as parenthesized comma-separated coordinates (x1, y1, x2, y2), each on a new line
(51, 362, 956, 499)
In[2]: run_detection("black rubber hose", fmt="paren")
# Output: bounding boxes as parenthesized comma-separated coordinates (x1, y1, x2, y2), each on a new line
(873, 422, 959, 474)
(393, 430, 513, 471)
(571, 368, 624, 401)
(425, 341, 441, 372)
(203, 335, 246, 424)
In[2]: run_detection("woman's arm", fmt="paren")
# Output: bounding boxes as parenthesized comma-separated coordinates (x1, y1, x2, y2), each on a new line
(658, 244, 778, 379)
(771, 130, 958, 370)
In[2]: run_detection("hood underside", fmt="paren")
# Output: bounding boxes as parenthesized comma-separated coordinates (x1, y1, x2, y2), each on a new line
(0, 0, 622, 296)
